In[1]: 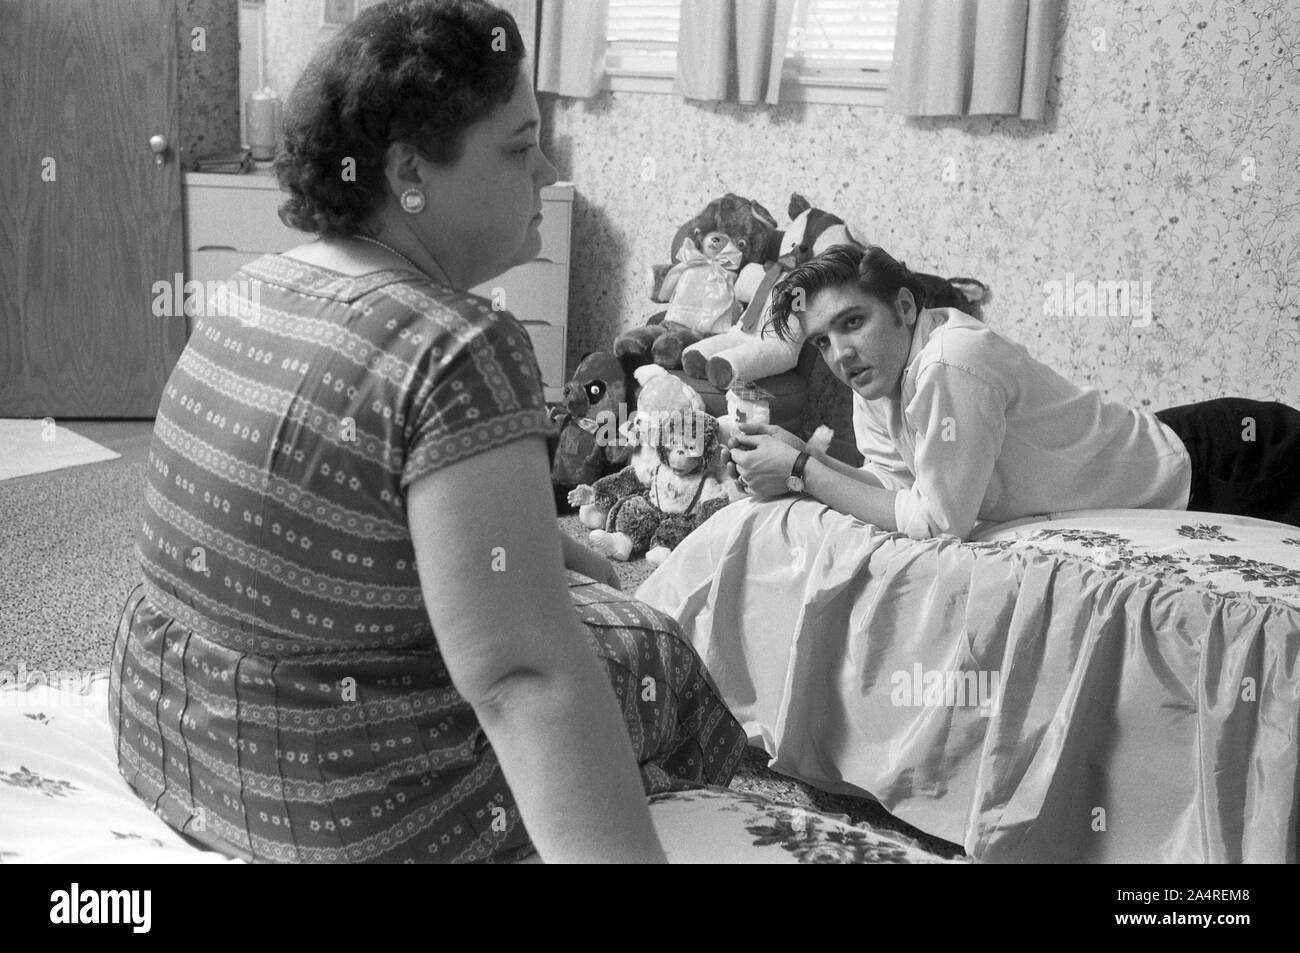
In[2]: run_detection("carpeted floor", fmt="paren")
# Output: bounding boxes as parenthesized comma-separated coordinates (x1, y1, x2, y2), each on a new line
(556, 513, 660, 592)
(0, 461, 143, 672)
(0, 458, 963, 858)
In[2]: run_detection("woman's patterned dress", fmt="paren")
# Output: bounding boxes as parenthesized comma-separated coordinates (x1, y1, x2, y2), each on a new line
(109, 256, 745, 862)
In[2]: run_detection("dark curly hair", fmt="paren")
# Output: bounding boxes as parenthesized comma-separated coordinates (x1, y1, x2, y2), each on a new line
(274, 0, 526, 236)
(768, 244, 933, 342)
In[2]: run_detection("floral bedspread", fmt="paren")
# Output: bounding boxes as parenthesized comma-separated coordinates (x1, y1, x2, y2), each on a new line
(970, 509, 1300, 609)
(0, 679, 958, 864)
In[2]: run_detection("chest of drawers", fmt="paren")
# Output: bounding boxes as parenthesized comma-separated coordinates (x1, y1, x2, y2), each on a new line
(182, 171, 574, 401)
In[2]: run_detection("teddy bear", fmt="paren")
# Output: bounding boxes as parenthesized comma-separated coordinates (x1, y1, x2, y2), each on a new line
(567, 408, 728, 566)
(658, 230, 746, 335)
(613, 194, 784, 371)
(549, 350, 639, 509)
(680, 194, 859, 390)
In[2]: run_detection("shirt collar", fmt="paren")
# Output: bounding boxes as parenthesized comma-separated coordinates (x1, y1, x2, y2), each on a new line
(903, 308, 945, 378)
(860, 308, 949, 409)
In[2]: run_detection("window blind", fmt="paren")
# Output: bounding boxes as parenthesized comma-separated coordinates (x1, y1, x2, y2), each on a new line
(788, 0, 899, 70)
(607, 0, 681, 60)
(606, 0, 899, 77)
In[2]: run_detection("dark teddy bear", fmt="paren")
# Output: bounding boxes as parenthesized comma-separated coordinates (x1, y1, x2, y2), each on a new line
(614, 193, 783, 371)
(549, 350, 638, 510)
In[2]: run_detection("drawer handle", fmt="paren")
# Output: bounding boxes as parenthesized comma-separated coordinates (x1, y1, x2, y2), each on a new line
(196, 245, 240, 252)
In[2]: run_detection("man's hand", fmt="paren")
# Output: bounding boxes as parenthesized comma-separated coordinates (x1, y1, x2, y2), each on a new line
(736, 421, 806, 452)
(727, 431, 801, 499)
(722, 423, 806, 496)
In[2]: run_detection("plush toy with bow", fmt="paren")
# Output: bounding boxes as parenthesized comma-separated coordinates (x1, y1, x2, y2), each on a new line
(567, 408, 728, 566)
(659, 230, 746, 335)
(614, 194, 783, 371)
(680, 194, 859, 390)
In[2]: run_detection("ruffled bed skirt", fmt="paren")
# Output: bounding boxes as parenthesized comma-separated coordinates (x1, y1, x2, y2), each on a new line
(635, 498, 1300, 863)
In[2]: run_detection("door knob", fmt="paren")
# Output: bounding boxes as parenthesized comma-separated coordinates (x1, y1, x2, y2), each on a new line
(149, 134, 169, 165)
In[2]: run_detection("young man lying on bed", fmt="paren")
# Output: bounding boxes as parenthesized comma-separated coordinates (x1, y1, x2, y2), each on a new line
(725, 243, 1300, 540)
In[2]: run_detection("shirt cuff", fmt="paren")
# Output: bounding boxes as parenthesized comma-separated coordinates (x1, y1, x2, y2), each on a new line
(893, 486, 977, 540)
(894, 488, 934, 540)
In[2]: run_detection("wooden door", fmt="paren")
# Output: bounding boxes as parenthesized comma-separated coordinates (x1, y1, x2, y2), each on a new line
(0, 0, 186, 417)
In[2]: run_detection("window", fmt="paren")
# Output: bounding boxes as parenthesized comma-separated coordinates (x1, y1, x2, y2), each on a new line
(786, 0, 898, 76)
(607, 0, 681, 74)
(605, 0, 899, 104)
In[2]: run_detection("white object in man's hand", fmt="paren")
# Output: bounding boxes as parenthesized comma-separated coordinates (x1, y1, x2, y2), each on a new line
(735, 421, 806, 452)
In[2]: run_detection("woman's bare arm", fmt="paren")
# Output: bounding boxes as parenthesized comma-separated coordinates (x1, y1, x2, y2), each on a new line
(406, 436, 665, 863)
(560, 532, 622, 589)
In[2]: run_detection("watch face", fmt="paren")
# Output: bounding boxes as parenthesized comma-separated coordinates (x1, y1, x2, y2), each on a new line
(786, 475, 804, 493)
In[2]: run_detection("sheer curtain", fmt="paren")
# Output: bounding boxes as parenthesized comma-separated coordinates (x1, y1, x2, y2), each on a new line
(886, 0, 1060, 120)
(674, 0, 795, 105)
(535, 0, 610, 98)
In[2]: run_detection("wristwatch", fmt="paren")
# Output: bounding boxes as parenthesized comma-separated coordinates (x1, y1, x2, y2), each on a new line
(786, 451, 811, 494)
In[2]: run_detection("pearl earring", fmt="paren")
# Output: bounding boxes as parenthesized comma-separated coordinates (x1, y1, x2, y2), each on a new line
(400, 188, 426, 214)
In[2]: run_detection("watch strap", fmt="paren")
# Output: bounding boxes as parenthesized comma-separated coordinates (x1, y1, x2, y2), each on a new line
(791, 451, 811, 482)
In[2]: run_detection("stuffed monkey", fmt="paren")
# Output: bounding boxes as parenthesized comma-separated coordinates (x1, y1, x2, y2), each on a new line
(567, 410, 728, 566)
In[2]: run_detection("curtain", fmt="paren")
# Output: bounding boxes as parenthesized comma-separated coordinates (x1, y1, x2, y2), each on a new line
(886, 0, 1060, 120)
(492, 0, 539, 60)
(674, 0, 795, 106)
(535, 0, 610, 98)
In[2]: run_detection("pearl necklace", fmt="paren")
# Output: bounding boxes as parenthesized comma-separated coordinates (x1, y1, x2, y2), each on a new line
(354, 234, 450, 285)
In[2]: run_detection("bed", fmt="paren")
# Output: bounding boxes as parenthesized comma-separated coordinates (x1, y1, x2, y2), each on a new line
(0, 649, 958, 865)
(635, 502, 1300, 863)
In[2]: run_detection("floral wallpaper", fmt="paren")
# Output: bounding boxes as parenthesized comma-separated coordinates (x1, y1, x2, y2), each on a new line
(235, 1, 1298, 435)
(539, 0, 1300, 435)
(177, 0, 241, 169)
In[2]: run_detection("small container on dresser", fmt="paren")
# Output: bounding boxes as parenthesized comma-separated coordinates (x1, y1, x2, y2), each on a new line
(181, 170, 575, 402)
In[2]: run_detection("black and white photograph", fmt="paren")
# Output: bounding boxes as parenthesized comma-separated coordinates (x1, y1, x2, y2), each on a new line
(0, 0, 1296, 892)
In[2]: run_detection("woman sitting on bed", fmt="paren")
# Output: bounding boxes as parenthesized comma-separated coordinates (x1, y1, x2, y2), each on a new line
(725, 243, 1300, 538)
(108, 0, 744, 864)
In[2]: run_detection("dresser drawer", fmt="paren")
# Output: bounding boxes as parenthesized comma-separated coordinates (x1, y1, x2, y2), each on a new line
(536, 197, 570, 265)
(471, 260, 569, 330)
(180, 249, 265, 338)
(187, 248, 262, 284)
(184, 184, 303, 254)
(520, 321, 566, 400)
